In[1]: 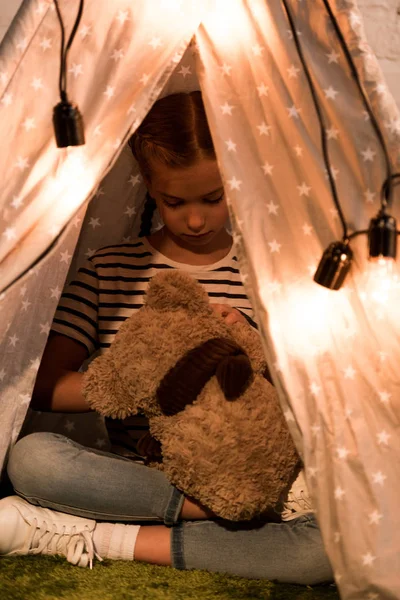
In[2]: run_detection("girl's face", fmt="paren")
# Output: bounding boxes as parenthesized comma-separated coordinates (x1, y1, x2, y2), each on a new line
(147, 158, 229, 249)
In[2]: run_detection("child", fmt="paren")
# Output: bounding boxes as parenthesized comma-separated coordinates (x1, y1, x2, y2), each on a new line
(0, 92, 333, 584)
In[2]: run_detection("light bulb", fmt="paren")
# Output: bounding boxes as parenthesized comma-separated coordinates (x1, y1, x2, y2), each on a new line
(361, 257, 400, 307)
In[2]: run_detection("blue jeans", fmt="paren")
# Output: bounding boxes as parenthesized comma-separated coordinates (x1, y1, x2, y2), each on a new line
(7, 432, 333, 584)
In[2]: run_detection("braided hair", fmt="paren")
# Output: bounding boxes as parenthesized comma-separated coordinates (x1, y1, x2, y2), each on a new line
(128, 92, 216, 237)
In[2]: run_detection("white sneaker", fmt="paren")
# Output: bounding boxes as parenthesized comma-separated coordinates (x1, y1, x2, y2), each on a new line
(0, 496, 103, 568)
(281, 471, 314, 521)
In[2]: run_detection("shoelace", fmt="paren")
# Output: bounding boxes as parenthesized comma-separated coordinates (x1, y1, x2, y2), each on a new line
(28, 518, 103, 569)
(286, 489, 313, 512)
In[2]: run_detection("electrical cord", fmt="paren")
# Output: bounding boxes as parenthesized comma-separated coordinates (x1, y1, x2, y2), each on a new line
(281, 0, 349, 242)
(53, 0, 85, 103)
(281, 0, 399, 243)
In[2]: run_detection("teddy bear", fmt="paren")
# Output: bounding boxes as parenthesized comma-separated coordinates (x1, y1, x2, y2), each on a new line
(82, 270, 300, 521)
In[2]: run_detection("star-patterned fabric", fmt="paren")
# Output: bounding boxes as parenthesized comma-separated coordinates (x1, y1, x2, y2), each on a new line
(0, 1, 399, 597)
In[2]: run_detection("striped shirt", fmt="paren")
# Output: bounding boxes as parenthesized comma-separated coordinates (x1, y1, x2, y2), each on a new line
(52, 237, 254, 458)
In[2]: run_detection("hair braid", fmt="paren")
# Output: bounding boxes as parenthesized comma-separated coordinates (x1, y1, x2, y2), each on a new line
(138, 192, 157, 238)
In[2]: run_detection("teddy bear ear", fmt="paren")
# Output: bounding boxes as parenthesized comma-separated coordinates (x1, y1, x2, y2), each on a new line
(145, 271, 211, 314)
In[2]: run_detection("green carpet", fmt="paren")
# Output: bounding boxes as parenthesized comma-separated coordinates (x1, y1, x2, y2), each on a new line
(0, 556, 339, 600)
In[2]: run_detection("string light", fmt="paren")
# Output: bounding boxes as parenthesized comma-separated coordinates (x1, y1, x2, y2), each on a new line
(53, 0, 85, 148)
(282, 0, 399, 292)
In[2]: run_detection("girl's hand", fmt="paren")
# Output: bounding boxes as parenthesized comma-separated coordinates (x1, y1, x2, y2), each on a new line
(210, 303, 248, 325)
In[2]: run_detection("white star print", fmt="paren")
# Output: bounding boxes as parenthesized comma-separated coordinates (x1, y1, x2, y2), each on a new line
(225, 139, 237, 152)
(307, 466, 318, 478)
(68, 63, 83, 78)
(294, 145, 303, 157)
(257, 83, 269, 97)
(302, 223, 312, 236)
(267, 280, 282, 293)
(257, 122, 271, 136)
(349, 11, 362, 27)
(21, 299, 31, 311)
(95, 438, 107, 449)
(19, 285, 27, 297)
(9, 334, 19, 347)
(111, 49, 124, 61)
(60, 250, 72, 264)
(30, 357, 41, 371)
(327, 126, 339, 140)
(367, 593, 380, 600)
(3, 227, 17, 240)
(252, 44, 264, 56)
(31, 77, 44, 91)
(129, 174, 141, 186)
(284, 409, 295, 422)
(85, 248, 96, 258)
(220, 63, 232, 76)
(386, 118, 400, 135)
(334, 487, 345, 500)
(149, 37, 162, 49)
(361, 147, 376, 162)
(40, 323, 51, 335)
(64, 420, 76, 432)
(375, 83, 387, 96)
(262, 163, 274, 176)
(310, 382, 321, 396)
(40, 37, 52, 51)
(0, 71, 8, 85)
(368, 510, 383, 525)
(337, 447, 350, 460)
(17, 38, 28, 52)
(220, 102, 233, 115)
(50, 286, 61, 299)
(268, 240, 281, 253)
(22, 117, 36, 132)
(311, 424, 321, 436)
(364, 189, 376, 204)
(127, 103, 136, 115)
(19, 393, 31, 406)
(89, 217, 101, 229)
(95, 187, 104, 198)
(266, 201, 279, 215)
(378, 390, 391, 404)
(297, 182, 311, 196)
(14, 157, 29, 171)
(327, 50, 340, 64)
(93, 125, 103, 137)
(112, 138, 121, 150)
(116, 10, 129, 24)
(11, 195, 23, 209)
(140, 73, 150, 85)
(104, 86, 115, 99)
(287, 105, 301, 118)
(377, 430, 390, 446)
(334, 532, 341, 543)
(287, 65, 300, 78)
(178, 65, 191, 78)
(343, 365, 356, 379)
(324, 87, 339, 100)
(1, 92, 13, 107)
(0, 369, 5, 381)
(79, 24, 92, 39)
(372, 471, 386, 486)
(125, 206, 136, 217)
(362, 553, 376, 567)
(227, 177, 242, 191)
(325, 166, 339, 180)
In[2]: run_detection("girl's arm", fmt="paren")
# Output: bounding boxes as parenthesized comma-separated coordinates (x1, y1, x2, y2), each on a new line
(30, 333, 92, 413)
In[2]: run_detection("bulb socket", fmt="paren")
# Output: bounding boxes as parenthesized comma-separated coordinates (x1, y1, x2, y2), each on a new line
(368, 213, 397, 260)
(53, 101, 85, 148)
(314, 241, 353, 290)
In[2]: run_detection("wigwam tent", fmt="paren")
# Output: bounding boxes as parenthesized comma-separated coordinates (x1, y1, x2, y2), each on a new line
(1, 1, 399, 598)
